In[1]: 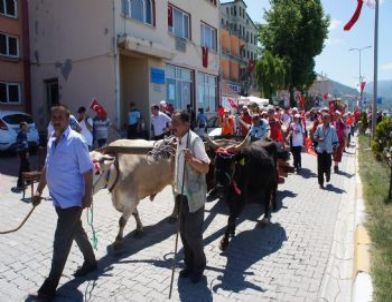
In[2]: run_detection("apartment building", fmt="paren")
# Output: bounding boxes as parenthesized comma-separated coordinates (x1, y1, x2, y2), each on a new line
(220, 0, 259, 97)
(0, 0, 31, 112)
(29, 0, 220, 131)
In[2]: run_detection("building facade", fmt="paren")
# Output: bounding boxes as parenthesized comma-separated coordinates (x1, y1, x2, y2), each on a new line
(220, 0, 258, 98)
(0, 0, 31, 113)
(29, 0, 219, 132)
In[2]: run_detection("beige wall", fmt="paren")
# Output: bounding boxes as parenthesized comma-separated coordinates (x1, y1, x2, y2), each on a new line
(115, 0, 220, 76)
(28, 0, 116, 129)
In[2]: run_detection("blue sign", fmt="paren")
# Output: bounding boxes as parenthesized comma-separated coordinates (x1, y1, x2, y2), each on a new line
(150, 68, 165, 84)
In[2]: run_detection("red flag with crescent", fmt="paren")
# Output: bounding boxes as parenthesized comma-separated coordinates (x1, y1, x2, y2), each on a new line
(202, 46, 209, 68)
(90, 98, 107, 118)
(344, 0, 364, 31)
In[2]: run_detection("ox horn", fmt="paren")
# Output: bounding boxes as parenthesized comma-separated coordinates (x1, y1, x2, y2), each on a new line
(99, 155, 115, 163)
(205, 135, 222, 151)
(235, 134, 251, 151)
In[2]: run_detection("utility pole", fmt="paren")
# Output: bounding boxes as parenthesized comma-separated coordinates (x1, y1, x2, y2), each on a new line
(349, 45, 372, 110)
(372, 0, 379, 138)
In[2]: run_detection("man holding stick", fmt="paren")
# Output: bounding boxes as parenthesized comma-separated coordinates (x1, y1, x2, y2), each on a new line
(170, 111, 210, 284)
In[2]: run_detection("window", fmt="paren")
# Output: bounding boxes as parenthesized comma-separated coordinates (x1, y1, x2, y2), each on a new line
(198, 72, 217, 113)
(166, 65, 193, 110)
(226, 7, 229, 15)
(122, 0, 153, 25)
(0, 0, 16, 17)
(201, 23, 217, 51)
(0, 33, 19, 58)
(0, 82, 21, 104)
(169, 6, 190, 39)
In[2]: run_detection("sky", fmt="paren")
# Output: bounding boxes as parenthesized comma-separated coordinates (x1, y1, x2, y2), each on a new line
(222, 0, 392, 89)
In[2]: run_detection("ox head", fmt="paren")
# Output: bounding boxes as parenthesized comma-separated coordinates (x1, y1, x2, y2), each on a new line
(90, 150, 115, 194)
(205, 135, 251, 194)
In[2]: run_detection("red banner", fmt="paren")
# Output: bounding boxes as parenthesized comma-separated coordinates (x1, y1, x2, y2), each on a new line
(360, 81, 366, 93)
(344, 0, 364, 31)
(202, 46, 209, 68)
(168, 5, 173, 27)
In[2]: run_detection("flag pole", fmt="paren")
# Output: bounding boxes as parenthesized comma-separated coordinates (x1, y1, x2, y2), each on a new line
(371, 0, 379, 138)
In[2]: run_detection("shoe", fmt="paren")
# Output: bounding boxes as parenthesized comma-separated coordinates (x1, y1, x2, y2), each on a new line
(296, 168, 301, 174)
(334, 166, 339, 173)
(73, 261, 97, 277)
(27, 292, 55, 302)
(11, 186, 23, 193)
(319, 184, 324, 189)
(326, 173, 330, 183)
(191, 273, 203, 284)
(179, 268, 192, 278)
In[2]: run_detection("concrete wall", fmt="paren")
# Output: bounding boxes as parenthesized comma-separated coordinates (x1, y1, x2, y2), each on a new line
(28, 0, 116, 129)
(0, 0, 28, 112)
(114, 0, 220, 76)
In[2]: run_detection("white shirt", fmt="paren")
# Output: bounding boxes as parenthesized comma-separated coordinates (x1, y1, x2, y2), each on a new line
(290, 122, 304, 147)
(174, 132, 211, 194)
(79, 117, 93, 146)
(151, 112, 171, 137)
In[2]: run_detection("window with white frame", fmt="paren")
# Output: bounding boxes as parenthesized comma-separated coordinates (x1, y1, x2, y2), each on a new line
(197, 72, 217, 113)
(201, 22, 217, 51)
(122, 0, 153, 25)
(0, 82, 21, 104)
(166, 65, 193, 110)
(0, 0, 16, 17)
(169, 6, 190, 39)
(0, 33, 19, 58)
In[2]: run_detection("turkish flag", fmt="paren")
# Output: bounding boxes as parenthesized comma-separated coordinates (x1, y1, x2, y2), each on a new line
(344, 0, 364, 31)
(202, 46, 209, 68)
(90, 98, 107, 118)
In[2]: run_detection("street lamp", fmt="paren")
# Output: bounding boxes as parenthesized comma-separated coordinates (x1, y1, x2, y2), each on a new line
(349, 45, 372, 109)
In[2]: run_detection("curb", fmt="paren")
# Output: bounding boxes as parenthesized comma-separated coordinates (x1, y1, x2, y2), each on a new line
(352, 139, 373, 302)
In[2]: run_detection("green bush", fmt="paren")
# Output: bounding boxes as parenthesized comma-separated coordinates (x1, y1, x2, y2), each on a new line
(360, 112, 369, 134)
(371, 116, 392, 162)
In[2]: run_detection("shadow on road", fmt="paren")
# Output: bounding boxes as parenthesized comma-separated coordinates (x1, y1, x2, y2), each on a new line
(298, 167, 317, 179)
(212, 223, 287, 293)
(336, 170, 355, 178)
(325, 184, 346, 194)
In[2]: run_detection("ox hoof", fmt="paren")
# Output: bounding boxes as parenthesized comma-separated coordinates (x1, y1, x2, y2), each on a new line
(258, 218, 271, 228)
(167, 216, 178, 224)
(113, 241, 123, 251)
(219, 239, 229, 251)
(134, 229, 144, 238)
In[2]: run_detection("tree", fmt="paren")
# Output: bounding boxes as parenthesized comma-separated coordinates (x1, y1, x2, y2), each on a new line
(256, 50, 288, 100)
(259, 0, 329, 107)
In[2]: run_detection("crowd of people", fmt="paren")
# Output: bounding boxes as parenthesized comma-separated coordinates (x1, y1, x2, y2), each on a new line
(212, 103, 361, 188)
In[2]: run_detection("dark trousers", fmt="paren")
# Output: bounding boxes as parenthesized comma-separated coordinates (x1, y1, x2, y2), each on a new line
(38, 206, 96, 297)
(127, 124, 138, 139)
(317, 151, 332, 186)
(97, 138, 107, 148)
(177, 196, 206, 275)
(291, 146, 302, 169)
(17, 151, 30, 188)
(153, 134, 165, 140)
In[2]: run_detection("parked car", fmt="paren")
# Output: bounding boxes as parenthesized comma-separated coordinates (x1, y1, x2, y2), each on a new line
(0, 111, 39, 151)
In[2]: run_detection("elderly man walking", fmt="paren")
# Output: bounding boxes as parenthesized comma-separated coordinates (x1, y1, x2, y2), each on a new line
(29, 105, 97, 302)
(171, 111, 210, 283)
(313, 113, 339, 189)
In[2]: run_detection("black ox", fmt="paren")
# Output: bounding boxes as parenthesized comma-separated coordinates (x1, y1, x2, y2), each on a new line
(206, 136, 290, 251)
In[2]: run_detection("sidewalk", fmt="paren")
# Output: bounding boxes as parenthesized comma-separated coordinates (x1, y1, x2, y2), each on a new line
(0, 145, 358, 302)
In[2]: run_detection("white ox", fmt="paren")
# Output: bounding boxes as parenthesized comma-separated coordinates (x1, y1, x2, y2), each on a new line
(90, 139, 176, 249)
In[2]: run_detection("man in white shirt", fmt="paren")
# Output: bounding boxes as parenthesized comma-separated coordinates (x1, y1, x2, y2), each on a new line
(150, 105, 171, 140)
(171, 111, 210, 284)
(77, 106, 93, 150)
